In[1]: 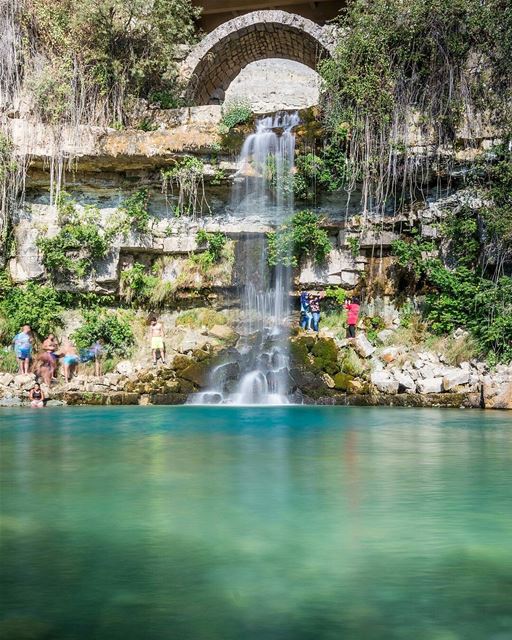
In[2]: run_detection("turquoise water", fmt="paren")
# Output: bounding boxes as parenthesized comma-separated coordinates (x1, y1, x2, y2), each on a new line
(1, 406, 511, 640)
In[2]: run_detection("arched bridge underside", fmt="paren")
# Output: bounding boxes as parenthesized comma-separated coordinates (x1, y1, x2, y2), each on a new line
(182, 10, 335, 105)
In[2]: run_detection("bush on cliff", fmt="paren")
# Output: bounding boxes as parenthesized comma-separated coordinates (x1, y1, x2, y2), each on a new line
(267, 211, 331, 268)
(0, 271, 63, 341)
(72, 309, 134, 358)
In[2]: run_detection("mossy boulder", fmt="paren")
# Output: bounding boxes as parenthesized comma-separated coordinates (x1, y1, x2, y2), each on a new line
(333, 372, 355, 391)
(311, 337, 340, 376)
(180, 361, 210, 387)
(176, 378, 195, 394)
(192, 348, 210, 362)
(172, 355, 194, 371)
(290, 339, 310, 366)
(339, 348, 366, 377)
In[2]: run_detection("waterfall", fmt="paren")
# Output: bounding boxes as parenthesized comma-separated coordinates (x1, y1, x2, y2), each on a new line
(190, 111, 299, 405)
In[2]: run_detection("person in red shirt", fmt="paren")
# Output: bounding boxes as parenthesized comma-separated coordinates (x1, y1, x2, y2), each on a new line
(344, 297, 360, 338)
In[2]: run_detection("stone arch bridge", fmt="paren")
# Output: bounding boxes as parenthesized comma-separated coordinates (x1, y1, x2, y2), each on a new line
(181, 10, 335, 105)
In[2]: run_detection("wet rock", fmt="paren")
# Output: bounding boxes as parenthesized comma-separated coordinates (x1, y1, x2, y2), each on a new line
(208, 324, 239, 346)
(176, 378, 195, 394)
(353, 333, 375, 358)
(212, 361, 240, 383)
(45, 399, 64, 407)
(370, 371, 399, 394)
(180, 361, 210, 387)
(148, 393, 188, 405)
(311, 337, 340, 375)
(417, 377, 443, 394)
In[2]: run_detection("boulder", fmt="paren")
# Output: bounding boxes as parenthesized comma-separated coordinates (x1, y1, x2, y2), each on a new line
(370, 371, 399, 394)
(333, 372, 355, 392)
(179, 362, 210, 387)
(483, 381, 512, 409)
(377, 329, 394, 343)
(395, 372, 416, 393)
(380, 346, 401, 364)
(417, 377, 443, 394)
(116, 360, 134, 376)
(353, 333, 375, 359)
(208, 325, 239, 346)
(320, 372, 335, 389)
(442, 368, 470, 391)
(13, 373, 35, 387)
(0, 373, 14, 387)
(0, 396, 23, 407)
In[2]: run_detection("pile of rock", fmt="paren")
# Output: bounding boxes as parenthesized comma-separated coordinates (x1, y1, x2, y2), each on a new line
(0, 323, 240, 407)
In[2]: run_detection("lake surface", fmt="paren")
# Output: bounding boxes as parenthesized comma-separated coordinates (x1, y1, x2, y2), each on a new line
(1, 406, 511, 640)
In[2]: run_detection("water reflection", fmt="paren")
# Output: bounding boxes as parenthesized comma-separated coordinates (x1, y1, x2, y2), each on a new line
(1, 406, 511, 639)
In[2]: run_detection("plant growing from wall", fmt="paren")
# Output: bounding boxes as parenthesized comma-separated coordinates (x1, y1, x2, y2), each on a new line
(38, 194, 110, 279)
(218, 100, 253, 134)
(194, 230, 228, 269)
(161, 157, 210, 218)
(116, 189, 151, 234)
(267, 211, 332, 268)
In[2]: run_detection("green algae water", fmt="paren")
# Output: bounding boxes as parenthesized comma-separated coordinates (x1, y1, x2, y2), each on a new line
(1, 406, 511, 640)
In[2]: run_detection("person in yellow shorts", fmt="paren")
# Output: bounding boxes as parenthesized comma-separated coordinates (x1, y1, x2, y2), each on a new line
(149, 316, 166, 365)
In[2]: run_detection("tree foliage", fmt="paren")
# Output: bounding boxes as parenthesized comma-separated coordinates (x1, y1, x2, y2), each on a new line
(320, 0, 512, 211)
(22, 0, 200, 124)
(267, 211, 331, 268)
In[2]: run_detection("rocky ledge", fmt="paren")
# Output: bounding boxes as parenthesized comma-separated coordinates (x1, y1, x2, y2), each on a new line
(0, 326, 510, 410)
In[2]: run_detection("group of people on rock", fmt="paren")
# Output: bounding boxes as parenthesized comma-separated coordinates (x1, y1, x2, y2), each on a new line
(299, 291, 361, 337)
(11, 325, 104, 407)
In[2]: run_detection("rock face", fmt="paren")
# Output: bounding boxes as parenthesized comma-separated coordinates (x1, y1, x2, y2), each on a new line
(371, 371, 399, 394)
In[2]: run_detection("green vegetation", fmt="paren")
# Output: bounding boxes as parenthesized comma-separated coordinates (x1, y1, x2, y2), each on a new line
(194, 230, 228, 269)
(293, 146, 349, 202)
(0, 272, 63, 341)
(267, 211, 332, 268)
(320, 0, 512, 208)
(116, 189, 151, 234)
(38, 194, 109, 279)
(71, 309, 134, 357)
(161, 157, 209, 217)
(218, 100, 253, 134)
(22, 0, 199, 125)
(391, 146, 512, 363)
(175, 308, 227, 329)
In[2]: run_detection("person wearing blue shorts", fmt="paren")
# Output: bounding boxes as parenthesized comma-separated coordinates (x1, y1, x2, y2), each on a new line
(13, 325, 33, 374)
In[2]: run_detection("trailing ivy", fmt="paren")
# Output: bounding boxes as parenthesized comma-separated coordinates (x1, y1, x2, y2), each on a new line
(319, 0, 512, 211)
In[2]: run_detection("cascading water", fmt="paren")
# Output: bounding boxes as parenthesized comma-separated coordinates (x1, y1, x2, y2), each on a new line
(190, 112, 300, 405)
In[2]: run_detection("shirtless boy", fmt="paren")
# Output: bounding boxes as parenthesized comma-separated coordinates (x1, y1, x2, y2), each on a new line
(149, 316, 166, 365)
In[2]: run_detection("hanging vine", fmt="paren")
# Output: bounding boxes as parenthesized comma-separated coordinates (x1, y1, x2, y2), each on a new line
(161, 156, 210, 218)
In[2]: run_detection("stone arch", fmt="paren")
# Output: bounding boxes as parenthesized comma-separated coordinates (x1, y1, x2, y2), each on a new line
(181, 10, 335, 106)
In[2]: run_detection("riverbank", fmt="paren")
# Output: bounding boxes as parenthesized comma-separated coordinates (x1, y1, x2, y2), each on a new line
(1, 327, 509, 409)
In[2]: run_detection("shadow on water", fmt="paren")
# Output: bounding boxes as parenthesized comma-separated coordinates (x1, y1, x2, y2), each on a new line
(1, 406, 512, 639)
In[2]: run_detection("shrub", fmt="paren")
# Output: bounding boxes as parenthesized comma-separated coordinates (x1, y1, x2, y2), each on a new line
(267, 211, 332, 268)
(71, 310, 134, 358)
(117, 189, 151, 234)
(219, 100, 253, 133)
(38, 194, 109, 279)
(0, 348, 19, 373)
(0, 279, 63, 342)
(161, 157, 209, 217)
(194, 230, 228, 269)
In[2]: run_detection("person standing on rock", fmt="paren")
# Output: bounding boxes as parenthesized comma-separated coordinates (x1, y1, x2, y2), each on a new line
(149, 316, 166, 366)
(42, 334, 59, 379)
(13, 325, 33, 374)
(344, 297, 361, 338)
(308, 291, 325, 333)
(299, 291, 312, 330)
